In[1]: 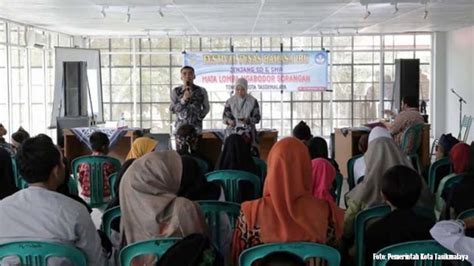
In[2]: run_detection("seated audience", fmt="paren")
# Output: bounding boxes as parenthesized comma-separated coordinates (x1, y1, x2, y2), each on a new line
(311, 157, 337, 204)
(430, 217, 474, 265)
(125, 136, 158, 160)
(10, 127, 30, 154)
(435, 133, 459, 161)
(449, 142, 470, 174)
(385, 96, 424, 145)
(0, 123, 14, 155)
(231, 137, 344, 264)
(119, 150, 207, 265)
(175, 124, 213, 171)
(364, 165, 435, 265)
(344, 127, 433, 239)
(353, 133, 369, 184)
(292, 120, 312, 145)
(307, 136, 340, 172)
(260, 251, 306, 266)
(0, 147, 18, 199)
(77, 132, 115, 203)
(0, 137, 106, 265)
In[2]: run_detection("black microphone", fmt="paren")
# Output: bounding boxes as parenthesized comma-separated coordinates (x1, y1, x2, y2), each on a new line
(451, 88, 467, 103)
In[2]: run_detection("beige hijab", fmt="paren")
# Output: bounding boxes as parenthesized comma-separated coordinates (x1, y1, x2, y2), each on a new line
(346, 137, 434, 208)
(119, 150, 206, 247)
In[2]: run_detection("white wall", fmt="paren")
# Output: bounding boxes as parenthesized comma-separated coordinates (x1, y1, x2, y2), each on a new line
(436, 26, 474, 143)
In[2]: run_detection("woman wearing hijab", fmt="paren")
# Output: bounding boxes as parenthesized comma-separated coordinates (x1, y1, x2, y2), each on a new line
(311, 158, 337, 203)
(449, 142, 470, 174)
(307, 136, 340, 172)
(215, 134, 259, 177)
(120, 151, 207, 265)
(223, 78, 261, 152)
(231, 138, 344, 264)
(125, 136, 158, 160)
(0, 148, 18, 200)
(343, 127, 434, 239)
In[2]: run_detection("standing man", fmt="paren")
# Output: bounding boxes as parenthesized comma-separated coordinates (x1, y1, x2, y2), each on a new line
(170, 66, 210, 133)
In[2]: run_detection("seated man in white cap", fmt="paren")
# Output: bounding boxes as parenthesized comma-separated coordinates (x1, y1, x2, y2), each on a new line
(222, 78, 261, 154)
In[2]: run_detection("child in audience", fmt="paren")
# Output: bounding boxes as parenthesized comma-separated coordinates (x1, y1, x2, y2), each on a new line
(120, 151, 207, 265)
(10, 127, 30, 154)
(125, 136, 157, 160)
(77, 132, 115, 203)
(364, 165, 435, 265)
(231, 137, 344, 265)
(0, 137, 107, 265)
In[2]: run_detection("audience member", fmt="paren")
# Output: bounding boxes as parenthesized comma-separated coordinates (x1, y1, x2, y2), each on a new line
(0, 137, 106, 265)
(231, 137, 344, 264)
(449, 142, 470, 174)
(430, 218, 474, 265)
(311, 158, 337, 203)
(125, 136, 158, 160)
(10, 127, 30, 153)
(307, 136, 340, 172)
(353, 133, 369, 184)
(385, 96, 424, 145)
(435, 133, 459, 161)
(292, 121, 312, 144)
(0, 147, 18, 199)
(364, 165, 435, 265)
(0, 123, 14, 155)
(175, 124, 213, 171)
(119, 151, 206, 265)
(77, 132, 115, 203)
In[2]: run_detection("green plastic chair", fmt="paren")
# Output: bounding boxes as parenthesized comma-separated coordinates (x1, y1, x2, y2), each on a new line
(333, 172, 343, 205)
(354, 204, 391, 266)
(347, 154, 363, 191)
(205, 170, 261, 203)
(67, 175, 79, 196)
(457, 208, 474, 220)
(0, 241, 87, 266)
(435, 173, 467, 219)
(252, 157, 267, 182)
(101, 206, 121, 238)
(239, 242, 341, 266)
(374, 240, 471, 266)
(427, 157, 451, 193)
(400, 123, 424, 155)
(108, 172, 118, 198)
(407, 154, 422, 174)
(71, 155, 121, 208)
(197, 200, 240, 251)
(119, 238, 181, 266)
(10, 156, 28, 189)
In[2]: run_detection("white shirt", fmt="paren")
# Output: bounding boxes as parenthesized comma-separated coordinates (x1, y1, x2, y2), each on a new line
(353, 157, 366, 184)
(0, 187, 107, 266)
(430, 220, 474, 264)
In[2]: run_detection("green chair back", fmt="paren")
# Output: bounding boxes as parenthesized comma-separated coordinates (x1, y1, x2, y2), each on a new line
(10, 156, 28, 189)
(119, 238, 181, 266)
(458, 208, 474, 220)
(252, 157, 267, 183)
(435, 173, 466, 219)
(205, 170, 261, 203)
(0, 241, 87, 266)
(407, 154, 422, 174)
(101, 206, 121, 238)
(374, 240, 470, 266)
(108, 172, 118, 198)
(401, 123, 423, 155)
(427, 157, 451, 193)
(458, 115, 473, 142)
(347, 154, 363, 190)
(239, 242, 341, 266)
(354, 205, 391, 266)
(197, 200, 240, 251)
(333, 172, 343, 205)
(71, 155, 121, 208)
(67, 175, 79, 196)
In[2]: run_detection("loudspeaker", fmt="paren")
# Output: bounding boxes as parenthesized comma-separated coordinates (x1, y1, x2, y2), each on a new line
(63, 61, 88, 117)
(393, 59, 420, 111)
(56, 116, 90, 146)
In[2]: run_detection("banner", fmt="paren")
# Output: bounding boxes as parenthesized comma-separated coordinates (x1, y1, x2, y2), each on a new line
(184, 51, 328, 91)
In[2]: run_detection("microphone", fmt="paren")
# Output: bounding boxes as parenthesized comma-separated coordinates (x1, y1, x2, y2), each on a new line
(451, 88, 467, 103)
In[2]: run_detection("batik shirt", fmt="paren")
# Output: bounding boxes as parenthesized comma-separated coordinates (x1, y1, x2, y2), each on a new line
(170, 85, 210, 133)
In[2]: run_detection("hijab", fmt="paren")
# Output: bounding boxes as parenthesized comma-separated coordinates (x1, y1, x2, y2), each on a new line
(449, 143, 470, 174)
(241, 137, 344, 243)
(368, 126, 392, 144)
(120, 151, 206, 248)
(347, 137, 433, 209)
(228, 78, 257, 120)
(179, 155, 220, 201)
(215, 134, 259, 176)
(308, 137, 329, 159)
(125, 137, 158, 160)
(0, 148, 18, 199)
(311, 158, 337, 203)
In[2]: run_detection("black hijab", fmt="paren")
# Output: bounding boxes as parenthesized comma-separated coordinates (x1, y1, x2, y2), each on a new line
(307, 136, 340, 172)
(215, 134, 259, 176)
(179, 155, 221, 201)
(0, 148, 19, 199)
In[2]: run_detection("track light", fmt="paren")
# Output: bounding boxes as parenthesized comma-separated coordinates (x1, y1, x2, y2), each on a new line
(423, 2, 428, 19)
(363, 4, 371, 20)
(393, 3, 399, 14)
(101, 6, 106, 18)
(336, 29, 340, 35)
(158, 7, 164, 18)
(126, 7, 131, 23)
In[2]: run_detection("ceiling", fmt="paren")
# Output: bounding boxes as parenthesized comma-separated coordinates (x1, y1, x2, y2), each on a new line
(0, 0, 473, 36)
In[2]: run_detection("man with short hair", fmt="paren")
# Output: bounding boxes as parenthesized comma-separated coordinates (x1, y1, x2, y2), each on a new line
(0, 137, 107, 265)
(169, 66, 210, 133)
(386, 96, 425, 145)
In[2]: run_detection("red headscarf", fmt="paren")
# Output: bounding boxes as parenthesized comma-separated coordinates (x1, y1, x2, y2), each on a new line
(241, 137, 344, 243)
(311, 158, 337, 203)
(450, 143, 470, 173)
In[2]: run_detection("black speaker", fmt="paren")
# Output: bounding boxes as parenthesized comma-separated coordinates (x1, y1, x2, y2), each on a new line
(393, 59, 420, 112)
(63, 61, 88, 117)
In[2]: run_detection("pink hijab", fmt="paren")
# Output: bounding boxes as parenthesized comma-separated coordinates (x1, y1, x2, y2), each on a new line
(311, 158, 337, 203)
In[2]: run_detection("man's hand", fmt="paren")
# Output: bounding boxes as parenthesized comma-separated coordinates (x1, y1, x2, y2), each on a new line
(181, 89, 191, 104)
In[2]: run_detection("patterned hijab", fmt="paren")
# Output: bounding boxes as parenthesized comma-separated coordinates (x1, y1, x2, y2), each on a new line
(126, 137, 158, 160)
(241, 137, 344, 243)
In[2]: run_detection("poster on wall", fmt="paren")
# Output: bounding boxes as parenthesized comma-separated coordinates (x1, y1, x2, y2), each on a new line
(184, 51, 329, 91)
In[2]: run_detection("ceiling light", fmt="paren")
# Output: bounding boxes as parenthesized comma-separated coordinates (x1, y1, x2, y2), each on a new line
(126, 7, 131, 23)
(337, 29, 341, 35)
(286, 20, 292, 25)
(363, 4, 371, 20)
(423, 2, 428, 19)
(101, 6, 106, 18)
(158, 7, 164, 18)
(393, 3, 399, 14)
